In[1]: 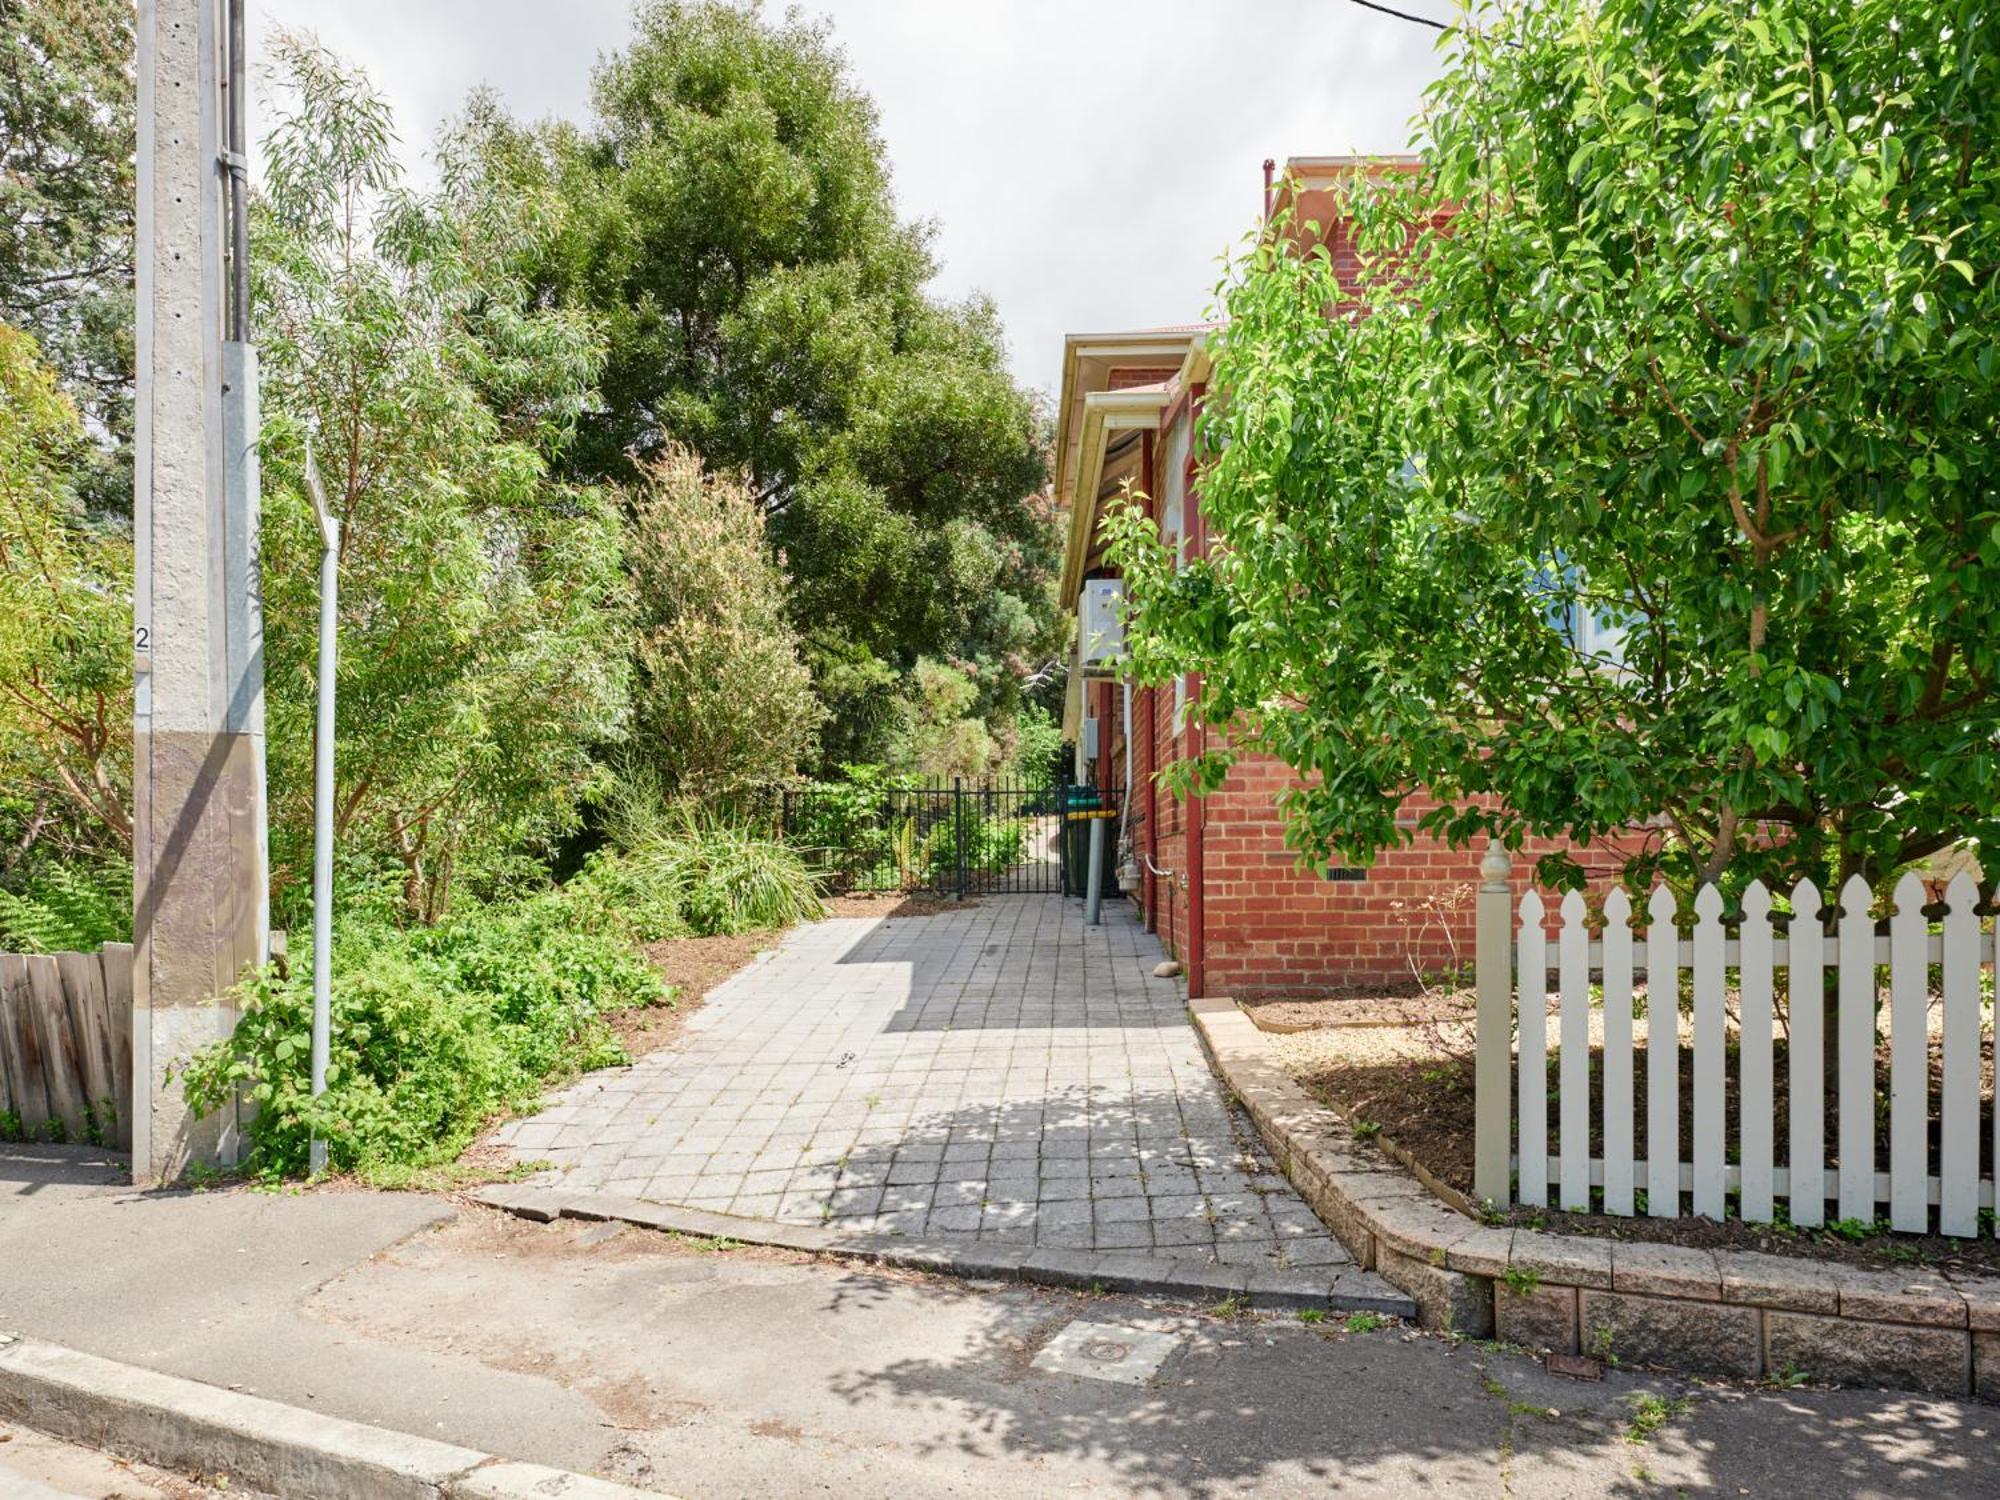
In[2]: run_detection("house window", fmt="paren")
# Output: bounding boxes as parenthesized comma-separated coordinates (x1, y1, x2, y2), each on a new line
(1533, 557, 1630, 670)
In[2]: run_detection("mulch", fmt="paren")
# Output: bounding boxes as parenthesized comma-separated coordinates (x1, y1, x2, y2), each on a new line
(819, 892, 979, 920)
(1282, 991, 2000, 1277)
(1240, 991, 1466, 1032)
(605, 931, 772, 1062)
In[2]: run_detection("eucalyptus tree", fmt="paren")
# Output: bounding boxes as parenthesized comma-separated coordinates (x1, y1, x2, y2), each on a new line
(1107, 0, 2000, 893)
(254, 37, 629, 921)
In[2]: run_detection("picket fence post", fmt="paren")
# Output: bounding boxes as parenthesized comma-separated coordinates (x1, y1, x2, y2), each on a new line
(1600, 889, 1636, 1215)
(1473, 840, 1514, 1209)
(1939, 871, 1982, 1237)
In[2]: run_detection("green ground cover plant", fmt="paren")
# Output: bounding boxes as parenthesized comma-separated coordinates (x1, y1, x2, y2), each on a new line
(180, 813, 821, 1182)
(179, 888, 662, 1183)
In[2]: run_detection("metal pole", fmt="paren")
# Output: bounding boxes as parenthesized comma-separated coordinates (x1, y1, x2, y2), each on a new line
(305, 452, 339, 1178)
(224, 0, 250, 342)
(953, 776, 967, 900)
(1085, 817, 1106, 926)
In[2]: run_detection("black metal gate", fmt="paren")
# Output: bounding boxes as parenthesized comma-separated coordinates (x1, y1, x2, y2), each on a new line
(776, 771, 1117, 899)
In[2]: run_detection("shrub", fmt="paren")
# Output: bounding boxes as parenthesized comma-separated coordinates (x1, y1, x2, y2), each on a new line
(620, 447, 825, 802)
(783, 764, 915, 891)
(887, 657, 1003, 783)
(178, 893, 662, 1182)
(923, 804, 1027, 887)
(0, 858, 129, 952)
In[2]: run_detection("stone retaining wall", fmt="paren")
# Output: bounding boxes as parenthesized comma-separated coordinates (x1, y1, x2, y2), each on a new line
(1190, 996, 2000, 1400)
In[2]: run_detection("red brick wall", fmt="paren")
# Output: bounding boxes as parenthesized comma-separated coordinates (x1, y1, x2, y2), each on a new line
(1106, 365, 1181, 391)
(1195, 755, 1636, 997)
(1120, 729, 1637, 997)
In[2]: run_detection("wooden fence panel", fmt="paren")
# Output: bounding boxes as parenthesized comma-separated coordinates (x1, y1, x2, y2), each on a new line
(1481, 865, 1997, 1238)
(1558, 891, 1590, 1212)
(1601, 889, 1635, 1216)
(0, 959, 11, 1123)
(0, 945, 134, 1150)
(57, 949, 118, 1141)
(1645, 886, 1679, 1218)
(1837, 874, 1876, 1224)
(1691, 885, 1727, 1220)
(1483, 864, 1997, 1237)
(1888, 873, 1929, 1233)
(23, 955, 86, 1139)
(101, 944, 133, 1148)
(27, 955, 91, 1141)
(0, 953, 48, 1133)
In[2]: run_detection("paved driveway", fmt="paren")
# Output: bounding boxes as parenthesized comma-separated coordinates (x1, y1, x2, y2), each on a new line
(499, 895, 1352, 1272)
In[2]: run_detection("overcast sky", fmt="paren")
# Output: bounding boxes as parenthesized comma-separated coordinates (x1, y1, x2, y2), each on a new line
(252, 1, 1454, 399)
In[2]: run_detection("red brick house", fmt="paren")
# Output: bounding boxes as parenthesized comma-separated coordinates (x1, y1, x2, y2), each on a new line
(1057, 157, 1626, 999)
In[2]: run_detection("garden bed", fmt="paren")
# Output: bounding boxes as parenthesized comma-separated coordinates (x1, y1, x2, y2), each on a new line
(605, 931, 770, 1063)
(1265, 991, 2000, 1276)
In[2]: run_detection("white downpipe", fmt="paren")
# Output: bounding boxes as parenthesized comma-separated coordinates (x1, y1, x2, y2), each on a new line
(304, 450, 339, 1178)
(1122, 682, 1133, 807)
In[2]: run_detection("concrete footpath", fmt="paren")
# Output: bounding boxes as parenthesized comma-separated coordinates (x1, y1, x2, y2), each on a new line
(4, 1143, 1998, 1498)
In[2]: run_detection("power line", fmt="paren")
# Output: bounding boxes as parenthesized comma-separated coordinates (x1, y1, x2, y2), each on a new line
(1345, 0, 1453, 32)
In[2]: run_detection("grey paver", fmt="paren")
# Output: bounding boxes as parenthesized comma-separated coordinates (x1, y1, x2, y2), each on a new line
(503, 895, 1352, 1271)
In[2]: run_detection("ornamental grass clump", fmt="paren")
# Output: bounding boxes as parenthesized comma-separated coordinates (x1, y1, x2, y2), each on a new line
(598, 817, 826, 937)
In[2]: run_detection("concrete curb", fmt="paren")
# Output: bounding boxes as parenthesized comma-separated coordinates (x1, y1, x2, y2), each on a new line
(1188, 996, 2000, 1400)
(0, 1333, 669, 1500)
(471, 1184, 1416, 1319)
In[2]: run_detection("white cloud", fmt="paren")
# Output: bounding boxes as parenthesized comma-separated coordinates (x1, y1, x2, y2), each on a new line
(254, 0, 1450, 397)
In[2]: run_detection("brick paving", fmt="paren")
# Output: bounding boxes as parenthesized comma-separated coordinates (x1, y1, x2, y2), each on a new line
(497, 895, 1350, 1271)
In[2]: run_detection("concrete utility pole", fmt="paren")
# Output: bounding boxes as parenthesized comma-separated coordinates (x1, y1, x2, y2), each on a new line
(132, 0, 267, 1185)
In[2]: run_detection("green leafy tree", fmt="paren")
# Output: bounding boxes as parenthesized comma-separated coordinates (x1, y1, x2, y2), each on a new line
(0, 0, 136, 517)
(621, 445, 823, 801)
(1107, 0, 2000, 894)
(485, 0, 1058, 763)
(0, 323, 130, 866)
(889, 656, 1001, 783)
(255, 37, 628, 922)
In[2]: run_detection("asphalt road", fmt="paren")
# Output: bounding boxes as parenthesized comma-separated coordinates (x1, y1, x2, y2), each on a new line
(3, 1144, 1995, 1498)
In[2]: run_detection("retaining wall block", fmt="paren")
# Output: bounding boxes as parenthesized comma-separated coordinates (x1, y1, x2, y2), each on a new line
(1765, 1312, 1972, 1397)
(1494, 1281, 1578, 1354)
(1377, 1243, 1494, 1338)
(1973, 1332, 2000, 1404)
(1580, 1290, 1762, 1379)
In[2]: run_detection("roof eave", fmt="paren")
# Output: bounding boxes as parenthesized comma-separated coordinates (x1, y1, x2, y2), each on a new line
(1058, 387, 1169, 609)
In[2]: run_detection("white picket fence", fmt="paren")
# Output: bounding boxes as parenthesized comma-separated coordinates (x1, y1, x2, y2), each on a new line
(1471, 845, 1997, 1235)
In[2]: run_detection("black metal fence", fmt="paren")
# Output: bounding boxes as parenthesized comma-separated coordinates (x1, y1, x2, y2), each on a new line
(768, 773, 1122, 900)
